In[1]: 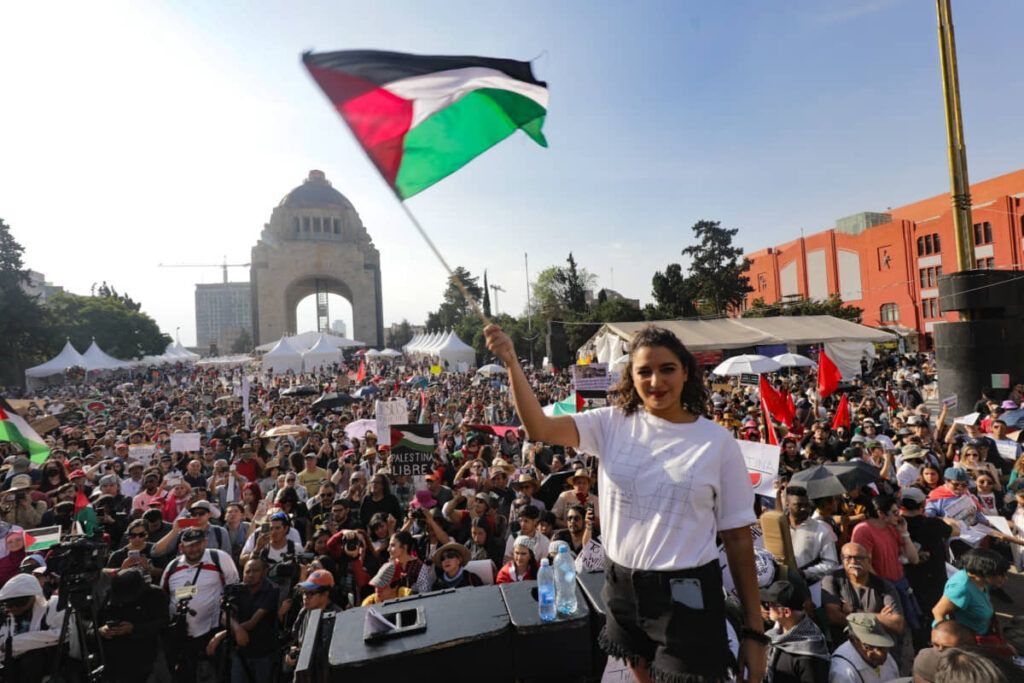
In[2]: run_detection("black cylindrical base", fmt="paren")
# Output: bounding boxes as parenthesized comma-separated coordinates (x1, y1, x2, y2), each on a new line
(934, 318, 1024, 408)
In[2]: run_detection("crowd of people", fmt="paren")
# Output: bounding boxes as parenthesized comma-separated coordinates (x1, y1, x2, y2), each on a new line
(1, 338, 1023, 682)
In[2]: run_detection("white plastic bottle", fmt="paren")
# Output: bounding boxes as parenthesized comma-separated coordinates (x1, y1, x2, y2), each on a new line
(554, 545, 578, 615)
(537, 558, 556, 622)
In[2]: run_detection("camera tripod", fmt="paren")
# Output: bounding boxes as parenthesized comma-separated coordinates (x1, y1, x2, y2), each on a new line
(50, 573, 106, 683)
(217, 589, 260, 683)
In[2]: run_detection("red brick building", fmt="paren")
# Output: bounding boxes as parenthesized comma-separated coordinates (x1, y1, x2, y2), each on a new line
(741, 169, 1024, 348)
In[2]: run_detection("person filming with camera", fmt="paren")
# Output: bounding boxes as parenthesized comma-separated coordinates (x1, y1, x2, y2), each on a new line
(0, 573, 64, 681)
(161, 526, 239, 683)
(206, 557, 277, 683)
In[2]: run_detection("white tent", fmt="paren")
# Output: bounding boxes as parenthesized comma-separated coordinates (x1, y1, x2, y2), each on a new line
(403, 334, 423, 353)
(303, 335, 342, 372)
(380, 348, 402, 358)
(82, 340, 133, 371)
(422, 331, 448, 357)
(365, 349, 384, 359)
(25, 340, 86, 384)
(256, 331, 364, 354)
(172, 343, 200, 361)
(262, 337, 303, 375)
(435, 331, 476, 370)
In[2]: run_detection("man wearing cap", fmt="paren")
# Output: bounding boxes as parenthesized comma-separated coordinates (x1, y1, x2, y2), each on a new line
(285, 569, 341, 671)
(423, 471, 454, 510)
(360, 561, 411, 606)
(153, 499, 232, 557)
(1, 474, 45, 528)
(551, 468, 600, 527)
(297, 453, 329, 498)
(511, 471, 546, 512)
(760, 580, 829, 683)
(161, 526, 239, 682)
(859, 419, 893, 452)
(925, 468, 988, 526)
(206, 557, 278, 683)
(131, 470, 165, 516)
(97, 472, 132, 516)
(828, 612, 899, 683)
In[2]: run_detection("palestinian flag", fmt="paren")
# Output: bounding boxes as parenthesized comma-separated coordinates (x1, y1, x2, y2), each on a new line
(24, 526, 61, 552)
(389, 424, 436, 454)
(303, 50, 548, 199)
(0, 397, 50, 464)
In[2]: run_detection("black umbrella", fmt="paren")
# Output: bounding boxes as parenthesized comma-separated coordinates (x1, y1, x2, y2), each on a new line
(311, 392, 355, 411)
(789, 460, 881, 499)
(282, 385, 318, 397)
(537, 470, 573, 509)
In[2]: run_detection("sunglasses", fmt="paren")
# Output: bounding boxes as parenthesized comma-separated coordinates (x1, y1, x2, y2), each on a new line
(129, 532, 149, 539)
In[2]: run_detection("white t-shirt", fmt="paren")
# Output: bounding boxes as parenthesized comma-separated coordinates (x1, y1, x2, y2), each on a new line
(573, 409, 756, 571)
(161, 549, 239, 637)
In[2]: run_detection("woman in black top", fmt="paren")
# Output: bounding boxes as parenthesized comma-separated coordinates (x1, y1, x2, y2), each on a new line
(359, 474, 402, 524)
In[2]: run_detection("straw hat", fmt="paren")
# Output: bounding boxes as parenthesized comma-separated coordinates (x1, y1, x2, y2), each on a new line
(568, 468, 592, 486)
(431, 541, 470, 565)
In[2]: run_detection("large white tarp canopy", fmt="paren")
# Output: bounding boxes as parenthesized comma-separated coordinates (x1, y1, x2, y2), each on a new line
(262, 337, 304, 375)
(303, 335, 342, 372)
(256, 331, 364, 354)
(581, 315, 896, 363)
(82, 340, 133, 371)
(25, 340, 86, 379)
(435, 331, 476, 370)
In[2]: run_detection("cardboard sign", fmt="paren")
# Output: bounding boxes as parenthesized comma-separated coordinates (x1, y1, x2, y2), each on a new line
(170, 432, 201, 453)
(993, 439, 1021, 462)
(374, 399, 408, 447)
(128, 443, 157, 463)
(388, 424, 435, 475)
(572, 363, 610, 392)
(735, 439, 780, 497)
(30, 416, 61, 435)
(575, 539, 605, 574)
(941, 395, 958, 409)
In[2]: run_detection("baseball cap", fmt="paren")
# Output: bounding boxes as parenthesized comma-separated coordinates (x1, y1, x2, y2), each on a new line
(944, 467, 970, 483)
(846, 612, 894, 647)
(180, 528, 206, 544)
(297, 569, 335, 591)
(189, 500, 212, 513)
(99, 474, 119, 486)
(68, 469, 87, 480)
(900, 487, 927, 505)
(758, 580, 804, 610)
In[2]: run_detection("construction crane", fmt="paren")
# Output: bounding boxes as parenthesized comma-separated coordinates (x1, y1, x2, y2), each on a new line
(157, 256, 250, 283)
(489, 283, 506, 315)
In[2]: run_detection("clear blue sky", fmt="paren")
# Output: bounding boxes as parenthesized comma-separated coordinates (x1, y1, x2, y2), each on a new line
(2, 0, 1022, 345)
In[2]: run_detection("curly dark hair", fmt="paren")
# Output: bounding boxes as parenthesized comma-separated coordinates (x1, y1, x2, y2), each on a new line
(611, 325, 708, 417)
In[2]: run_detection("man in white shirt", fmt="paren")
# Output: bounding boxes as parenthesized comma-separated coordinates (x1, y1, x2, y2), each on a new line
(161, 527, 239, 682)
(785, 486, 840, 582)
(503, 504, 550, 563)
(859, 419, 893, 451)
(829, 612, 899, 683)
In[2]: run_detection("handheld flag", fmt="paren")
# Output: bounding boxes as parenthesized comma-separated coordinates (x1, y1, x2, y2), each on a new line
(831, 393, 851, 431)
(356, 361, 366, 384)
(817, 350, 842, 399)
(0, 397, 51, 464)
(759, 376, 794, 428)
(303, 50, 549, 200)
(760, 396, 779, 446)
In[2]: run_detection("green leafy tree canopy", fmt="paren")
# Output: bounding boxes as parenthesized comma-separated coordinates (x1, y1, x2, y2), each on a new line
(681, 219, 752, 315)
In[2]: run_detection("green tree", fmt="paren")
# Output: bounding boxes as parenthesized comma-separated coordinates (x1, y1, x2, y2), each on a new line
(531, 256, 597, 319)
(681, 220, 752, 315)
(231, 328, 253, 354)
(0, 219, 50, 385)
(44, 292, 171, 359)
(743, 294, 863, 322)
(650, 263, 699, 318)
(425, 267, 483, 331)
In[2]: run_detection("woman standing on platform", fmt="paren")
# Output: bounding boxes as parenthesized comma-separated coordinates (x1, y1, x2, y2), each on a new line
(485, 324, 767, 683)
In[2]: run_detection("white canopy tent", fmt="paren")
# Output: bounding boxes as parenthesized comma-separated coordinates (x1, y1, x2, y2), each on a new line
(256, 331, 364, 354)
(303, 335, 342, 372)
(25, 340, 87, 386)
(380, 348, 402, 358)
(262, 337, 304, 375)
(422, 331, 448, 356)
(403, 334, 424, 353)
(82, 340, 133, 371)
(435, 331, 476, 370)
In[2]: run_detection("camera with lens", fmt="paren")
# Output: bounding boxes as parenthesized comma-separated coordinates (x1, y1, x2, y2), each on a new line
(344, 537, 361, 552)
(411, 508, 426, 522)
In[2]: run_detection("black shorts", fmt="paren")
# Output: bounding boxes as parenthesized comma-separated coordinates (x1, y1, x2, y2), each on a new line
(599, 559, 732, 683)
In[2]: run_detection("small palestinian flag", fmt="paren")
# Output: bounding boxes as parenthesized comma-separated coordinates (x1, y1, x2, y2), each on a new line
(0, 397, 50, 464)
(389, 424, 436, 454)
(303, 50, 548, 199)
(85, 400, 108, 414)
(24, 526, 62, 552)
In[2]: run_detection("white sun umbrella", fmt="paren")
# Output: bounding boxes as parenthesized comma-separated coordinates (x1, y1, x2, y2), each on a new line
(772, 353, 818, 369)
(712, 354, 782, 376)
(477, 363, 506, 377)
(380, 348, 402, 358)
(365, 349, 384, 359)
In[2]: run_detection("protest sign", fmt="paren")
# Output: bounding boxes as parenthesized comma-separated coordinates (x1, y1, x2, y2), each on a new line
(575, 539, 605, 574)
(735, 439, 780, 497)
(739, 373, 759, 386)
(30, 416, 60, 435)
(953, 412, 980, 427)
(128, 443, 157, 463)
(572, 363, 610, 392)
(170, 432, 201, 453)
(993, 439, 1022, 461)
(941, 395, 958, 409)
(388, 424, 435, 475)
(374, 399, 408, 447)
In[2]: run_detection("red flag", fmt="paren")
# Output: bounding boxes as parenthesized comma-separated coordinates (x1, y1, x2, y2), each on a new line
(356, 361, 366, 383)
(817, 350, 842, 399)
(760, 396, 779, 445)
(786, 393, 796, 425)
(831, 393, 851, 430)
(885, 388, 898, 412)
(575, 393, 585, 413)
(74, 490, 90, 514)
(759, 376, 793, 427)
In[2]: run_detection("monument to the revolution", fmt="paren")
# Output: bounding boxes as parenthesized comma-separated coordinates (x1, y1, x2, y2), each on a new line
(250, 170, 384, 348)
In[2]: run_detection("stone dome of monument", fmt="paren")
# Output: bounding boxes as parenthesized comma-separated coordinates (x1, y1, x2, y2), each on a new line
(278, 170, 354, 209)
